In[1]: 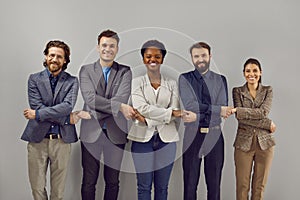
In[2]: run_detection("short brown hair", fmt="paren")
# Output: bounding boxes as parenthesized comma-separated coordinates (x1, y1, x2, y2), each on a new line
(97, 29, 120, 45)
(189, 42, 211, 55)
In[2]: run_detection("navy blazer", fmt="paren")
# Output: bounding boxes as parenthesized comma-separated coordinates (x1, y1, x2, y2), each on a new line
(21, 69, 79, 143)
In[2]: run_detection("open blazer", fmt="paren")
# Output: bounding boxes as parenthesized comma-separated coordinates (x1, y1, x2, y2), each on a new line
(21, 69, 79, 143)
(128, 74, 180, 143)
(79, 60, 132, 144)
(232, 83, 276, 152)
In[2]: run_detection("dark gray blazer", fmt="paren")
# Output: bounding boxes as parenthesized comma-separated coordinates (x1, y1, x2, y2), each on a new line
(21, 69, 79, 143)
(79, 60, 132, 144)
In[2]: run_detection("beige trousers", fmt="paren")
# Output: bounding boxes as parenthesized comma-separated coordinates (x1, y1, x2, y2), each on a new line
(27, 138, 71, 200)
(234, 137, 274, 200)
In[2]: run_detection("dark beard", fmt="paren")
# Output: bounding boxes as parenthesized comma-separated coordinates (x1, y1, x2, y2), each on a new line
(194, 61, 210, 74)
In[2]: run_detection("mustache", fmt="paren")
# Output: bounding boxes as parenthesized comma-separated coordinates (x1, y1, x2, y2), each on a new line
(50, 61, 59, 65)
(195, 61, 207, 65)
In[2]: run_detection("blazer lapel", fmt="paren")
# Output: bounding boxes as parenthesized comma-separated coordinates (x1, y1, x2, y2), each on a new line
(94, 60, 106, 94)
(40, 69, 53, 103)
(240, 84, 253, 101)
(156, 75, 170, 106)
(253, 84, 266, 107)
(105, 62, 117, 96)
(53, 72, 66, 102)
(143, 75, 157, 105)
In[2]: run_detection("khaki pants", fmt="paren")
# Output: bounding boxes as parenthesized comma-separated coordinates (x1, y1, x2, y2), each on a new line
(234, 137, 274, 200)
(27, 138, 71, 200)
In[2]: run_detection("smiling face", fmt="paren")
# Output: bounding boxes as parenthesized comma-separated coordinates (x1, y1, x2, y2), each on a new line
(143, 47, 163, 73)
(45, 47, 66, 76)
(191, 47, 211, 74)
(244, 63, 262, 85)
(97, 36, 118, 65)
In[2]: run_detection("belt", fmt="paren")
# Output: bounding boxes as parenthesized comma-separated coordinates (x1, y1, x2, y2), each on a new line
(45, 134, 61, 140)
(199, 125, 221, 134)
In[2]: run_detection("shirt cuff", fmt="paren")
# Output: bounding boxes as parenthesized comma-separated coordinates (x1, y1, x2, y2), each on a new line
(35, 110, 40, 121)
(65, 115, 71, 125)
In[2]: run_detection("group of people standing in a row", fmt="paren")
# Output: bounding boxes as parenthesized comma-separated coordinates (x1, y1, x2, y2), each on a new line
(22, 29, 276, 200)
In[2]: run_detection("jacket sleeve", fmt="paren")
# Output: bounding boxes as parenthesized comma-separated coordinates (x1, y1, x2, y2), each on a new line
(238, 118, 272, 130)
(209, 75, 228, 115)
(233, 86, 273, 120)
(37, 77, 79, 124)
(178, 74, 200, 126)
(28, 74, 79, 125)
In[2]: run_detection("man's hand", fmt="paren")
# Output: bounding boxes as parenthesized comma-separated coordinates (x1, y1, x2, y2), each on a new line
(221, 106, 234, 119)
(120, 103, 136, 120)
(70, 111, 80, 124)
(182, 110, 197, 123)
(77, 111, 92, 119)
(23, 108, 36, 120)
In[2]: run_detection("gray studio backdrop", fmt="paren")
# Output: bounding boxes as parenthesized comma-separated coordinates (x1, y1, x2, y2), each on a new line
(1, 0, 299, 199)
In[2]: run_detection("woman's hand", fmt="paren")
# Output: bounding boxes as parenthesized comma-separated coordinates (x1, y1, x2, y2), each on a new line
(133, 109, 146, 123)
(172, 110, 182, 118)
(270, 121, 276, 133)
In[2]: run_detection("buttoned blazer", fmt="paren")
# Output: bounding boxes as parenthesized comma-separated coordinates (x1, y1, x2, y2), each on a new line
(232, 83, 276, 152)
(127, 74, 180, 143)
(21, 69, 79, 143)
(79, 60, 132, 144)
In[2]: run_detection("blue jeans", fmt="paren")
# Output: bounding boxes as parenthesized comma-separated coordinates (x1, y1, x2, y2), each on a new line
(131, 134, 176, 200)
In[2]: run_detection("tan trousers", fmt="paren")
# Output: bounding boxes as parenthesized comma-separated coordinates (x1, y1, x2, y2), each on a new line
(27, 138, 71, 200)
(234, 137, 274, 200)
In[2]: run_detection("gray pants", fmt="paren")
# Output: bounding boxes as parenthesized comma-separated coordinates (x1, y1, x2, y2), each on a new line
(27, 138, 71, 200)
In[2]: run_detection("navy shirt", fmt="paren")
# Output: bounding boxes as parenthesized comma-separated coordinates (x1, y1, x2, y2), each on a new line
(35, 69, 65, 135)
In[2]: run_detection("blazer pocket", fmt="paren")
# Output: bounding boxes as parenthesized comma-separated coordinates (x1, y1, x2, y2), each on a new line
(234, 132, 253, 151)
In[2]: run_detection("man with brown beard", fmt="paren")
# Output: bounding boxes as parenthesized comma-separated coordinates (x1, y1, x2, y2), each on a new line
(179, 42, 232, 200)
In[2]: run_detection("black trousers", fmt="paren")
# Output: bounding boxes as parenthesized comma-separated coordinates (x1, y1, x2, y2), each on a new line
(183, 129, 224, 200)
(81, 131, 125, 200)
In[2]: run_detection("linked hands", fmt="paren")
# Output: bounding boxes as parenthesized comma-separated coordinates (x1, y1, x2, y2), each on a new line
(221, 106, 235, 119)
(70, 110, 92, 124)
(130, 108, 198, 124)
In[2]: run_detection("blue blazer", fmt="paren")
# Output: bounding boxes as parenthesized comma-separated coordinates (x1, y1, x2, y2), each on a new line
(21, 69, 79, 143)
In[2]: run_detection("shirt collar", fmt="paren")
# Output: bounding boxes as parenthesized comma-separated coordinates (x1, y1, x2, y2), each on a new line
(194, 68, 212, 79)
(46, 68, 61, 79)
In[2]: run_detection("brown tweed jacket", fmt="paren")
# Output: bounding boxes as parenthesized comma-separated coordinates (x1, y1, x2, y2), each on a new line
(232, 83, 276, 152)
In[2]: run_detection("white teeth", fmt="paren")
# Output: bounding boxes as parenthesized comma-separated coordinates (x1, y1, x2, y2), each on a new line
(150, 63, 156, 66)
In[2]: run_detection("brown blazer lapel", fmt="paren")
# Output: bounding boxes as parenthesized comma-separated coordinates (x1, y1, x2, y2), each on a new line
(253, 84, 266, 107)
(240, 84, 253, 102)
